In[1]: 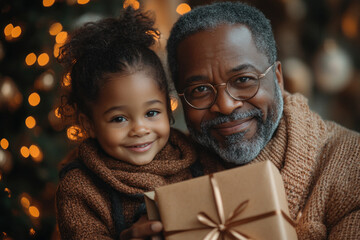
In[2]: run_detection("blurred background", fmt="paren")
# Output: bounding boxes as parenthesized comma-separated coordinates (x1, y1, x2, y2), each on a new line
(0, 0, 359, 239)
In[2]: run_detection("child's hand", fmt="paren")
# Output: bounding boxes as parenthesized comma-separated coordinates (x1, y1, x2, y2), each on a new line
(119, 215, 163, 240)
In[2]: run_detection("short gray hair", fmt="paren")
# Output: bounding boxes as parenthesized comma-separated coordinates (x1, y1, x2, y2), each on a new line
(166, 1, 277, 90)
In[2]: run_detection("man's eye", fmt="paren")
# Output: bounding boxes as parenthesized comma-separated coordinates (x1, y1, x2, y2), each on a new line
(146, 110, 160, 118)
(111, 116, 126, 123)
(193, 85, 210, 93)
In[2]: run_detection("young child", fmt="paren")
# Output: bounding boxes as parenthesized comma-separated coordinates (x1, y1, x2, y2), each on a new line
(55, 7, 223, 239)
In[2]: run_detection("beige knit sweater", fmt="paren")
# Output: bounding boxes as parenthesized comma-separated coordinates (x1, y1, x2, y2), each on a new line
(249, 92, 360, 239)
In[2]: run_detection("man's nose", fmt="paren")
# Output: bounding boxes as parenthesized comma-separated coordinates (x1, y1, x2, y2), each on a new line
(129, 120, 151, 137)
(209, 86, 244, 115)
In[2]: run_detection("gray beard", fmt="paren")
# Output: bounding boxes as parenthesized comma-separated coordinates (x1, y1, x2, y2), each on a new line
(187, 83, 284, 165)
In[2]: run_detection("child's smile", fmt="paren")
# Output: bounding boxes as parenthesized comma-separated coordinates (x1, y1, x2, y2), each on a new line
(84, 70, 170, 165)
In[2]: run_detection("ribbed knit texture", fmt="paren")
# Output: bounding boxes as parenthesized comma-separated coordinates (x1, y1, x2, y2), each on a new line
(56, 128, 224, 239)
(250, 92, 360, 239)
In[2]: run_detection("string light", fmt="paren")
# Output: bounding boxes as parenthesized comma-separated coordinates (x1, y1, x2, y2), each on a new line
(4, 24, 13, 37)
(77, 0, 90, 4)
(0, 138, 9, 150)
(28, 92, 40, 106)
(29, 206, 40, 218)
(56, 31, 68, 44)
(25, 53, 37, 66)
(176, 3, 191, 15)
(171, 98, 179, 111)
(37, 53, 49, 66)
(11, 26, 22, 38)
(20, 195, 31, 208)
(49, 22, 63, 36)
(123, 0, 140, 10)
(20, 146, 30, 158)
(43, 0, 55, 7)
(29, 145, 43, 162)
(25, 116, 36, 129)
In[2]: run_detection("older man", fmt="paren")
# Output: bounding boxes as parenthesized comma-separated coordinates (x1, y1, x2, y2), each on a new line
(121, 2, 360, 239)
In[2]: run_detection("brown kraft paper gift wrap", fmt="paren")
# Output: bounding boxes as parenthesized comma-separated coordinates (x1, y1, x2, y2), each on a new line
(147, 161, 297, 240)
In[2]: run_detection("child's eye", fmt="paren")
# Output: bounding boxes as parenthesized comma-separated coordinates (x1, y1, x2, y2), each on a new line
(111, 116, 127, 123)
(146, 110, 160, 118)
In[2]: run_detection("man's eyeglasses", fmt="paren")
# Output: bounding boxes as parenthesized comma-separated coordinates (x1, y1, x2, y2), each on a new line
(178, 62, 276, 110)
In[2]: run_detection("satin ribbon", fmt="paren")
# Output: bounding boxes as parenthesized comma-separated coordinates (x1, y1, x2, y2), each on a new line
(196, 174, 296, 240)
(163, 174, 296, 239)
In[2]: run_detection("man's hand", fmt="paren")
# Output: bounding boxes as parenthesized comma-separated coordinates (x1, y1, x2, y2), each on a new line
(119, 215, 163, 240)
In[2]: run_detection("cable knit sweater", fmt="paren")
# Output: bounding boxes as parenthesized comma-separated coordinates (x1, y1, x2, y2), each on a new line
(56, 128, 223, 239)
(247, 92, 360, 239)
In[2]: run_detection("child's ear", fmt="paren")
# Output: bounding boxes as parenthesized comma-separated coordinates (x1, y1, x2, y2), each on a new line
(79, 113, 95, 138)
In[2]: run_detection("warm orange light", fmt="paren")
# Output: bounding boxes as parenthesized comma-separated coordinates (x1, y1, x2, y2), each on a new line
(146, 30, 160, 41)
(11, 26, 22, 38)
(29, 145, 40, 158)
(54, 107, 61, 118)
(53, 43, 63, 58)
(62, 73, 71, 86)
(77, 0, 90, 4)
(171, 98, 179, 111)
(37, 53, 49, 66)
(20, 146, 30, 158)
(342, 15, 358, 39)
(123, 0, 140, 10)
(28, 92, 40, 106)
(21, 196, 31, 208)
(25, 116, 36, 129)
(67, 126, 84, 141)
(4, 188, 11, 198)
(29, 206, 40, 218)
(29, 228, 36, 236)
(0, 138, 9, 150)
(56, 31, 68, 44)
(25, 53, 37, 66)
(4, 24, 13, 36)
(49, 22, 63, 36)
(176, 3, 191, 15)
(43, 0, 55, 7)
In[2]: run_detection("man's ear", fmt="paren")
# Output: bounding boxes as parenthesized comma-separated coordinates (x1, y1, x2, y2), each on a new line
(79, 113, 95, 138)
(275, 61, 285, 94)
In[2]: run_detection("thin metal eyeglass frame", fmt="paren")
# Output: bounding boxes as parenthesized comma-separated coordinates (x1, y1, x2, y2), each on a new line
(178, 62, 277, 110)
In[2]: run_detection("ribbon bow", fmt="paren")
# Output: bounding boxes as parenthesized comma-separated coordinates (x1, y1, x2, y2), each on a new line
(197, 174, 296, 240)
(197, 174, 252, 240)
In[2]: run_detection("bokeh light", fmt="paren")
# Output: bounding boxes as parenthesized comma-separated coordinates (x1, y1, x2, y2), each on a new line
(29, 206, 40, 218)
(55, 31, 68, 44)
(20, 196, 31, 208)
(25, 116, 36, 129)
(0, 138, 9, 150)
(77, 0, 90, 4)
(123, 0, 140, 10)
(176, 3, 191, 15)
(171, 98, 179, 111)
(11, 26, 21, 38)
(28, 92, 40, 106)
(43, 0, 55, 7)
(49, 22, 63, 36)
(4, 23, 13, 36)
(20, 146, 30, 158)
(37, 53, 49, 66)
(25, 53, 37, 66)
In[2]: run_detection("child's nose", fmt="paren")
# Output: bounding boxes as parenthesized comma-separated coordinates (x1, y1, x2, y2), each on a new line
(129, 121, 150, 137)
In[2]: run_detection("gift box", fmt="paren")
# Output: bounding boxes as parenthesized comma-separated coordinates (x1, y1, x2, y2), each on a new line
(145, 160, 297, 240)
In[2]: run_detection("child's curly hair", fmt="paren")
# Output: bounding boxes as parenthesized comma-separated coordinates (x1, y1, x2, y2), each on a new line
(57, 7, 171, 139)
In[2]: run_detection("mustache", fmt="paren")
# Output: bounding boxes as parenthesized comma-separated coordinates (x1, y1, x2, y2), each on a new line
(200, 108, 263, 130)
